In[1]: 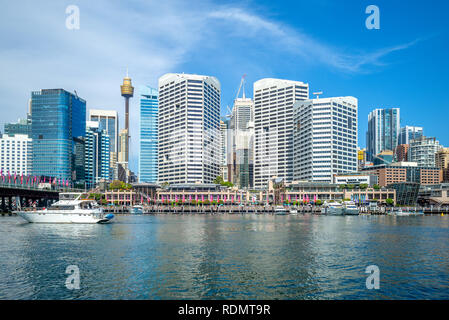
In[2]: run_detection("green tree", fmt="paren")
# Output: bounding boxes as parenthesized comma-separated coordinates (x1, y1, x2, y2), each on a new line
(109, 180, 123, 190)
(373, 184, 380, 190)
(316, 200, 323, 206)
(359, 183, 368, 190)
(386, 198, 394, 206)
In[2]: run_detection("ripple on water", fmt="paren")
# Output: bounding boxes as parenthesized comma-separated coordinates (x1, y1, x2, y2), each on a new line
(0, 215, 448, 299)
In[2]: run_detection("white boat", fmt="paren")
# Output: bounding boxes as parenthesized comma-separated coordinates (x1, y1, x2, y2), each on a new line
(321, 202, 344, 215)
(274, 206, 289, 215)
(15, 193, 114, 224)
(129, 205, 144, 214)
(342, 201, 359, 215)
(290, 208, 298, 215)
(389, 208, 424, 216)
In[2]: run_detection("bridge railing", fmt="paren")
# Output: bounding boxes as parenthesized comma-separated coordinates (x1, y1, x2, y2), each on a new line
(0, 181, 83, 193)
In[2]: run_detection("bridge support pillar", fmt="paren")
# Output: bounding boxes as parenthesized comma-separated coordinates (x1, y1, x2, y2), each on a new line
(8, 197, 12, 212)
(1, 197, 5, 213)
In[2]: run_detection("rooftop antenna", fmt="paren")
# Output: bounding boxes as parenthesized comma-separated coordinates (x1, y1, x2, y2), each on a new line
(313, 91, 323, 99)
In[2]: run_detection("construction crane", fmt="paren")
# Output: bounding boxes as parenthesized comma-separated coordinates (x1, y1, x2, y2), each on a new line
(235, 74, 247, 100)
(225, 75, 248, 120)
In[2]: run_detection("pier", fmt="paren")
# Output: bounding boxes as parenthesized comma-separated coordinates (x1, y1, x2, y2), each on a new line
(101, 205, 449, 215)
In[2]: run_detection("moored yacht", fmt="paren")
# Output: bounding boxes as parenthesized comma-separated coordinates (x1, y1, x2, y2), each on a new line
(274, 206, 289, 215)
(321, 202, 344, 215)
(15, 193, 114, 224)
(342, 201, 359, 215)
(129, 205, 144, 214)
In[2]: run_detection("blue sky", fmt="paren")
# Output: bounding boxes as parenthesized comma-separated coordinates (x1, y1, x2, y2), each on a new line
(1, 0, 448, 173)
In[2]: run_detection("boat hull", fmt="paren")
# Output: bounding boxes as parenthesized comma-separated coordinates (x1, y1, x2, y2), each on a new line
(343, 209, 360, 215)
(16, 211, 112, 224)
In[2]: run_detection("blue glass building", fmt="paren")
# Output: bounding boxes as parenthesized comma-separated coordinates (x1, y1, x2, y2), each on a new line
(366, 108, 400, 162)
(139, 86, 158, 183)
(85, 121, 110, 189)
(31, 89, 86, 181)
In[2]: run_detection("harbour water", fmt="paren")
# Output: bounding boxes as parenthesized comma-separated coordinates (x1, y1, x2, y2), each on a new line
(0, 214, 448, 300)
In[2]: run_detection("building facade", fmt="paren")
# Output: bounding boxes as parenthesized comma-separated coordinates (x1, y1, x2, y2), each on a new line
(31, 89, 86, 181)
(398, 126, 423, 145)
(395, 144, 409, 162)
(0, 134, 32, 176)
(220, 120, 229, 181)
(89, 109, 118, 179)
(158, 73, 221, 184)
(84, 121, 110, 189)
(408, 136, 442, 167)
(253, 78, 309, 189)
(293, 96, 358, 183)
(364, 162, 442, 187)
(436, 148, 449, 183)
(139, 86, 159, 183)
(4, 115, 32, 136)
(366, 108, 400, 161)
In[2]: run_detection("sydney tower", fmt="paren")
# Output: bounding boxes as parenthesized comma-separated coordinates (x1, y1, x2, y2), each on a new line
(120, 71, 134, 163)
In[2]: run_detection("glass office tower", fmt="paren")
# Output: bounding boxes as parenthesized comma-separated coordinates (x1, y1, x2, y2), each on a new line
(85, 121, 110, 189)
(366, 108, 400, 162)
(139, 86, 158, 183)
(31, 89, 86, 181)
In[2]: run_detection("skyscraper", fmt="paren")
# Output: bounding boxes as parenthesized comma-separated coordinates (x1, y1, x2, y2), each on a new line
(31, 89, 86, 181)
(398, 126, 423, 145)
(139, 85, 158, 183)
(158, 73, 221, 184)
(84, 121, 110, 189)
(220, 119, 228, 180)
(408, 136, 442, 167)
(253, 78, 309, 189)
(228, 78, 255, 188)
(89, 109, 119, 180)
(366, 108, 400, 161)
(293, 96, 358, 182)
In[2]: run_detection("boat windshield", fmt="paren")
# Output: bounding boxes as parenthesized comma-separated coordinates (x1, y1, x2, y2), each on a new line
(80, 201, 98, 209)
(49, 205, 75, 210)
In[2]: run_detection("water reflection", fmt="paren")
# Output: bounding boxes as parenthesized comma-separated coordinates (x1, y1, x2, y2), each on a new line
(0, 215, 448, 299)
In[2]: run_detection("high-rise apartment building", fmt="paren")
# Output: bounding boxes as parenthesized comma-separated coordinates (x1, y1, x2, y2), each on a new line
(84, 121, 110, 189)
(293, 96, 358, 182)
(220, 120, 228, 181)
(0, 134, 32, 176)
(253, 78, 309, 189)
(436, 148, 449, 182)
(366, 108, 400, 161)
(158, 73, 221, 184)
(31, 89, 86, 181)
(409, 136, 442, 167)
(395, 144, 409, 162)
(139, 86, 159, 183)
(398, 126, 423, 145)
